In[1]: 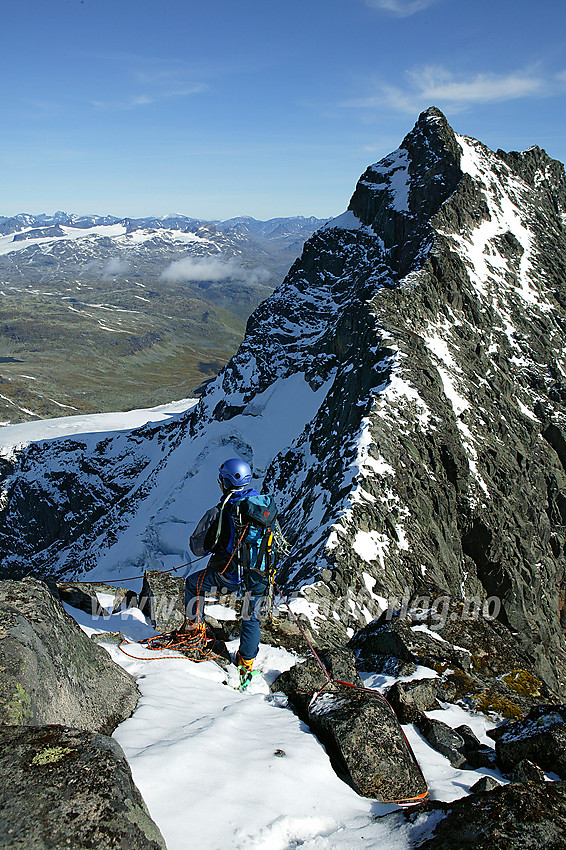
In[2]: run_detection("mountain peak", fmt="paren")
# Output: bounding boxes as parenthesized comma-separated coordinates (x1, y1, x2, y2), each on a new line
(346, 107, 462, 276)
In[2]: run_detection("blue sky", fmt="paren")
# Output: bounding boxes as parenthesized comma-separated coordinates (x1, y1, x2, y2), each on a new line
(2, 0, 565, 220)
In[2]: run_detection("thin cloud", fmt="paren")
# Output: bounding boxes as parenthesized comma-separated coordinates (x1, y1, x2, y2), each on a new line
(161, 255, 270, 286)
(345, 65, 560, 114)
(365, 0, 443, 16)
(92, 83, 207, 111)
(102, 258, 130, 278)
(83, 258, 130, 279)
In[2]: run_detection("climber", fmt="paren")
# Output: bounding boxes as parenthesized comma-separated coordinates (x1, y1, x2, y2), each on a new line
(183, 458, 278, 681)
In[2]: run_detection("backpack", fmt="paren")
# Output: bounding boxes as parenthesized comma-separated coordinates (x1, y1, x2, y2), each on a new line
(228, 494, 278, 584)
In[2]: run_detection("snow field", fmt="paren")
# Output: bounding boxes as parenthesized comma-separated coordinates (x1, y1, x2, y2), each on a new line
(0, 398, 198, 454)
(65, 599, 509, 849)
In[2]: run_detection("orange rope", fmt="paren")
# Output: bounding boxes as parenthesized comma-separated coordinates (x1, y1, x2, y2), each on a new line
(118, 625, 225, 663)
(193, 523, 250, 623)
(119, 525, 252, 662)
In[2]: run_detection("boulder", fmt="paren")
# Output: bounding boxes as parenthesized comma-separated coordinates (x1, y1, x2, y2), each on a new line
(469, 776, 501, 793)
(57, 581, 138, 617)
(385, 678, 441, 723)
(511, 759, 546, 784)
(272, 652, 428, 804)
(271, 648, 361, 716)
(454, 724, 497, 769)
(0, 577, 139, 734)
(0, 724, 166, 849)
(138, 570, 185, 632)
(308, 683, 428, 803)
(417, 781, 566, 849)
(414, 714, 467, 768)
(464, 744, 498, 771)
(488, 704, 566, 778)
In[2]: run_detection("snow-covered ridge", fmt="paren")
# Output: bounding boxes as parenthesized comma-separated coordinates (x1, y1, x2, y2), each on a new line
(0, 213, 327, 256)
(0, 397, 197, 455)
(0, 223, 209, 256)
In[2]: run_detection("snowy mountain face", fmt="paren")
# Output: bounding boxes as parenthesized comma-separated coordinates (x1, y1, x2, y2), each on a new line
(1, 108, 566, 697)
(0, 213, 324, 423)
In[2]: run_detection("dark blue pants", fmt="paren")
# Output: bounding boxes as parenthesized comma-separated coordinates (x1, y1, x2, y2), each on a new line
(184, 569, 268, 660)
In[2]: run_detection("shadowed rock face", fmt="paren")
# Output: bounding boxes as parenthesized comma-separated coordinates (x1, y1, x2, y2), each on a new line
(0, 108, 565, 695)
(0, 724, 166, 850)
(488, 704, 566, 778)
(0, 578, 139, 733)
(416, 781, 566, 850)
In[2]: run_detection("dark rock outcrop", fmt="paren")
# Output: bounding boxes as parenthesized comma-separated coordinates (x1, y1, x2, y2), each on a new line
(0, 577, 139, 733)
(139, 569, 185, 633)
(57, 581, 138, 617)
(0, 724, 166, 849)
(488, 704, 566, 778)
(416, 781, 566, 849)
(352, 598, 556, 719)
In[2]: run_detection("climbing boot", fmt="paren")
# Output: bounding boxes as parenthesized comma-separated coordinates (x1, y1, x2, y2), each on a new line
(236, 652, 254, 672)
(236, 652, 258, 690)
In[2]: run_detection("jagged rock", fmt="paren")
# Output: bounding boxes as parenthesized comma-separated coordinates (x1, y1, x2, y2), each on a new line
(57, 581, 105, 616)
(0, 577, 139, 733)
(385, 678, 441, 722)
(414, 714, 467, 768)
(511, 759, 546, 784)
(417, 781, 566, 849)
(57, 581, 137, 617)
(351, 602, 556, 719)
(351, 612, 475, 674)
(139, 569, 185, 632)
(0, 724, 166, 849)
(488, 704, 566, 778)
(469, 776, 502, 793)
(271, 648, 361, 716)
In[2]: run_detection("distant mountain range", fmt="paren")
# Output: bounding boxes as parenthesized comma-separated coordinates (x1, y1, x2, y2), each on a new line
(0, 212, 327, 424)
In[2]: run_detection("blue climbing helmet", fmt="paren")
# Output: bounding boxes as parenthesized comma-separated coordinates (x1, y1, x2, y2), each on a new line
(218, 458, 252, 490)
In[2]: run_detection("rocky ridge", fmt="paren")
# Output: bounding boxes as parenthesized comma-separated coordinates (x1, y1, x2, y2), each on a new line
(0, 108, 565, 702)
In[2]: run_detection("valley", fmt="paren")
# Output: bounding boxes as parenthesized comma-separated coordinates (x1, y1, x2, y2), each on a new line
(0, 214, 324, 422)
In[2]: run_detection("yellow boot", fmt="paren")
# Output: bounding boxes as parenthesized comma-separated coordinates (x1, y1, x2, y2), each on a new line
(236, 651, 254, 672)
